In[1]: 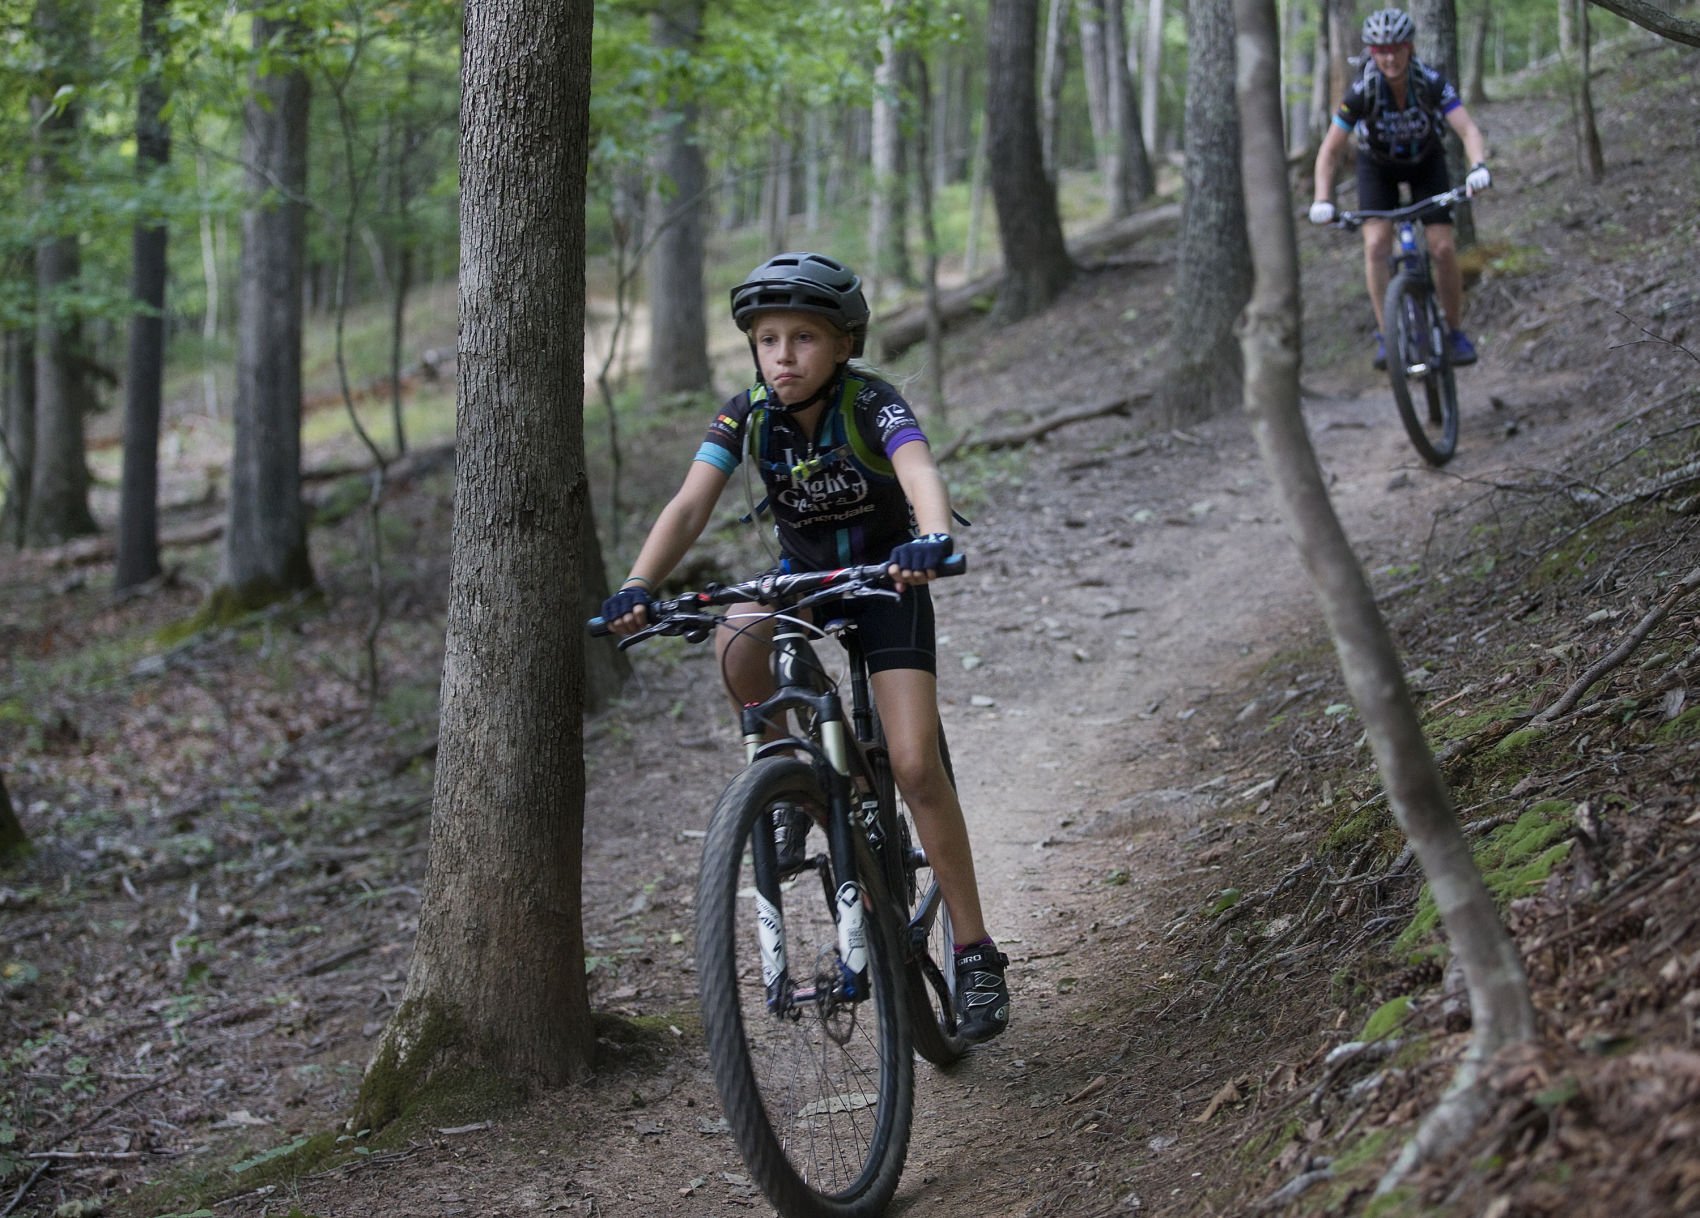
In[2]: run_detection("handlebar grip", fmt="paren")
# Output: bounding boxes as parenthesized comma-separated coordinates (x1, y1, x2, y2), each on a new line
(586, 616, 609, 637)
(939, 553, 967, 577)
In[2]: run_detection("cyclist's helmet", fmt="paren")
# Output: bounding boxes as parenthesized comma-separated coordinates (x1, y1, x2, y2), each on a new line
(729, 251, 870, 357)
(1361, 7, 1415, 45)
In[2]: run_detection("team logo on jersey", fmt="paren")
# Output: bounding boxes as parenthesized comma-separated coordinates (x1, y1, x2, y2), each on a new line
(876, 403, 909, 435)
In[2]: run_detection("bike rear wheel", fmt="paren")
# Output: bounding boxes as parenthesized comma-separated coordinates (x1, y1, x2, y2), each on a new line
(1384, 270, 1459, 466)
(871, 715, 969, 1067)
(697, 757, 914, 1218)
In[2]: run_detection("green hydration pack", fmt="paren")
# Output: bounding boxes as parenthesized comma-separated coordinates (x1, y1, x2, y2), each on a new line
(739, 375, 893, 522)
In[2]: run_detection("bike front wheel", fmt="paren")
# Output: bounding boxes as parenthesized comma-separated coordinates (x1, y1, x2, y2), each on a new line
(1384, 270, 1459, 466)
(697, 757, 914, 1218)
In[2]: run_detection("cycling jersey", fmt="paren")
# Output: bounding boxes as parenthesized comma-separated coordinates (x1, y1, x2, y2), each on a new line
(1333, 59, 1461, 166)
(694, 372, 927, 571)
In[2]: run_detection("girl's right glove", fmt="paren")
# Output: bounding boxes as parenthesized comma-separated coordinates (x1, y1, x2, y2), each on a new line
(1466, 163, 1492, 193)
(888, 532, 954, 574)
(1308, 200, 1336, 225)
(600, 586, 653, 624)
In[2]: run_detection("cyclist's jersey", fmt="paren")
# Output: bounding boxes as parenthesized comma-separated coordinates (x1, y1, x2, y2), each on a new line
(694, 372, 927, 571)
(1333, 59, 1461, 166)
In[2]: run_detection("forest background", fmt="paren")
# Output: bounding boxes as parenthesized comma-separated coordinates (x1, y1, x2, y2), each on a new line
(3, 0, 1699, 1216)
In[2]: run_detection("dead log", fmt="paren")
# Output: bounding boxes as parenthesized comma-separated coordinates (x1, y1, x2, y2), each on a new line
(940, 391, 1152, 460)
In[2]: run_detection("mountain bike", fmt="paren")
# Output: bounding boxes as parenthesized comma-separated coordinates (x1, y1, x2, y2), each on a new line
(1333, 186, 1470, 466)
(589, 558, 971, 1218)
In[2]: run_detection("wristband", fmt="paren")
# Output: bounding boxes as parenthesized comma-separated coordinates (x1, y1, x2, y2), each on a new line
(620, 575, 650, 588)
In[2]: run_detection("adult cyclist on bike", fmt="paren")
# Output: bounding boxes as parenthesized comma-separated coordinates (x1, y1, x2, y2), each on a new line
(600, 251, 1011, 1043)
(1309, 7, 1491, 369)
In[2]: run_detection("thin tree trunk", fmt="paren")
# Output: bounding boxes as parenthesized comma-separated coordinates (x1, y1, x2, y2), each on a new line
(1105, 0, 1152, 208)
(1, 329, 34, 547)
(1573, 0, 1605, 181)
(117, 0, 172, 592)
(1413, 0, 1475, 246)
(0, 769, 25, 860)
(1040, 0, 1072, 182)
(1140, 0, 1164, 153)
(870, 13, 905, 308)
(1233, 0, 1536, 1191)
(910, 55, 947, 420)
(196, 153, 222, 420)
(1466, 3, 1491, 104)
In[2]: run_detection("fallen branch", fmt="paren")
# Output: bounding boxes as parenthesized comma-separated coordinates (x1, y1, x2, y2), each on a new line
(942, 392, 1151, 459)
(1532, 565, 1700, 723)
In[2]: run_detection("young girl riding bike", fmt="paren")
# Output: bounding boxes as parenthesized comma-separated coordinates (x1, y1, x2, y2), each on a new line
(600, 250, 1011, 1043)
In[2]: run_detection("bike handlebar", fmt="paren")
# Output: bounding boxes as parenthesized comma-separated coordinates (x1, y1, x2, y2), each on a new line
(586, 553, 968, 642)
(1332, 186, 1471, 231)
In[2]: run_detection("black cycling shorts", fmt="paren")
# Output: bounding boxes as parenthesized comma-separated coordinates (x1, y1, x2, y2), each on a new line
(1355, 150, 1454, 224)
(828, 584, 936, 676)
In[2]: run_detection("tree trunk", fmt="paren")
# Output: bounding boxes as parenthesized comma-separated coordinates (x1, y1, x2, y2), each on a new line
(1413, 0, 1475, 247)
(645, 0, 713, 401)
(1328, 0, 1352, 121)
(1158, 0, 1249, 424)
(1573, 0, 1605, 181)
(1105, 0, 1153, 209)
(986, 0, 1075, 324)
(1310, 0, 1334, 144)
(1140, 0, 1163, 154)
(221, 8, 314, 605)
(1585, 0, 1700, 48)
(1079, 0, 1109, 174)
(0, 768, 25, 860)
(1, 328, 34, 548)
(910, 55, 948, 420)
(27, 0, 98, 549)
(117, 0, 172, 592)
(1232, 0, 1536, 1189)
(1040, 0, 1072, 182)
(1465, 3, 1491, 105)
(869, 13, 907, 308)
(357, 0, 597, 1128)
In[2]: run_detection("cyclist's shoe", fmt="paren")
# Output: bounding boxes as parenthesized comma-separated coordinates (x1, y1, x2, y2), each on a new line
(1449, 329, 1479, 366)
(954, 942, 1011, 1043)
(771, 803, 812, 874)
(1372, 331, 1387, 371)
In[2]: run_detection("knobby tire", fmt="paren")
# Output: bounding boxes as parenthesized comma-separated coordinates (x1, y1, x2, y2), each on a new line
(697, 757, 914, 1218)
(1383, 270, 1459, 466)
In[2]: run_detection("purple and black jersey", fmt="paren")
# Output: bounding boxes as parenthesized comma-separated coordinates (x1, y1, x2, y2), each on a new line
(1334, 60, 1461, 166)
(695, 373, 928, 571)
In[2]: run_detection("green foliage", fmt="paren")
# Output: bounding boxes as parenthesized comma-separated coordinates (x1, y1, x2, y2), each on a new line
(1361, 994, 1413, 1041)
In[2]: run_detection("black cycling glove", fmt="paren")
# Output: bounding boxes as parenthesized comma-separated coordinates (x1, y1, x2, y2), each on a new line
(600, 586, 653, 624)
(888, 532, 953, 574)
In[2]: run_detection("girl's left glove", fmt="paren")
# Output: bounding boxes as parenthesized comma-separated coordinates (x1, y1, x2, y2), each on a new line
(888, 532, 953, 574)
(1466, 163, 1492, 193)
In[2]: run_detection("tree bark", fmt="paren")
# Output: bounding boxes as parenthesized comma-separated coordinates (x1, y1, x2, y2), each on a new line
(1572, 0, 1606, 181)
(1233, 0, 1536, 1188)
(1, 328, 34, 548)
(645, 0, 713, 400)
(26, 0, 98, 549)
(1158, 0, 1249, 423)
(869, 11, 910, 307)
(1105, 0, 1154, 207)
(1040, 0, 1072, 181)
(117, 0, 172, 592)
(1586, 0, 1700, 46)
(1140, 0, 1164, 153)
(986, 0, 1076, 323)
(1466, 4, 1490, 105)
(221, 8, 314, 604)
(357, 0, 597, 1127)
(1413, 0, 1476, 247)
(0, 769, 25, 860)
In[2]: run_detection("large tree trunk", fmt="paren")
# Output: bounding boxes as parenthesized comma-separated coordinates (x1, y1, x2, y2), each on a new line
(645, 0, 713, 401)
(26, 0, 98, 549)
(221, 8, 314, 604)
(1158, 0, 1249, 423)
(1233, 0, 1536, 1190)
(356, 0, 597, 1127)
(986, 0, 1075, 324)
(117, 0, 172, 592)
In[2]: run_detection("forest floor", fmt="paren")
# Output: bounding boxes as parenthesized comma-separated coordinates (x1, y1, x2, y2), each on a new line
(4, 31, 1699, 1218)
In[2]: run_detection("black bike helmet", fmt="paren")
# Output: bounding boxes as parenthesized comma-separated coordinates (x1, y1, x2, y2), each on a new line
(729, 251, 870, 357)
(1361, 7, 1415, 44)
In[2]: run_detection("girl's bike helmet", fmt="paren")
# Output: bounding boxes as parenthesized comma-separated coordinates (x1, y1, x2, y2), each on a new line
(1361, 7, 1415, 45)
(729, 251, 870, 357)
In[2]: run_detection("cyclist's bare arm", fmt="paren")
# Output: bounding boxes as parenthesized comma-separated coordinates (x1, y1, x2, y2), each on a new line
(1313, 122, 1351, 204)
(1444, 105, 1488, 169)
(609, 460, 730, 634)
(889, 441, 955, 589)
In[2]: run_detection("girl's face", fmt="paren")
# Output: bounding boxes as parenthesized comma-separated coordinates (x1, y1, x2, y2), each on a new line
(749, 311, 852, 406)
(1369, 41, 1412, 81)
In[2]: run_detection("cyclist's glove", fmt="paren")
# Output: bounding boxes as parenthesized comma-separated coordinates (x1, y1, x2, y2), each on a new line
(1465, 163, 1491, 194)
(600, 586, 653, 624)
(1308, 200, 1336, 225)
(888, 532, 953, 574)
